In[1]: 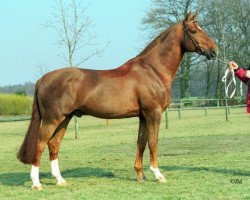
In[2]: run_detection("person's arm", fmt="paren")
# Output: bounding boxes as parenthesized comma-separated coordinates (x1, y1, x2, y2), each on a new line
(228, 61, 249, 84)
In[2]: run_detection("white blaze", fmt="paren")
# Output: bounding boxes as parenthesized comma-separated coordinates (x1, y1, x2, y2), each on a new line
(197, 25, 204, 31)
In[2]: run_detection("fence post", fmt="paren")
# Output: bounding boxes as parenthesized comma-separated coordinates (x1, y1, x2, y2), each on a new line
(205, 107, 208, 116)
(165, 108, 169, 129)
(74, 116, 79, 139)
(106, 119, 110, 126)
(225, 98, 229, 121)
(178, 109, 182, 119)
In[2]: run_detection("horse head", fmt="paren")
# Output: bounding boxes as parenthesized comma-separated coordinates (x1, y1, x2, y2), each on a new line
(182, 11, 218, 60)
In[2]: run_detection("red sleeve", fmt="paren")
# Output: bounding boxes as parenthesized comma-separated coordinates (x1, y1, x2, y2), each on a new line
(235, 67, 249, 84)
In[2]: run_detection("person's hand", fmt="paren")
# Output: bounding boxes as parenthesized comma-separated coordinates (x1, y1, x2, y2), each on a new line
(228, 61, 239, 70)
(245, 70, 250, 78)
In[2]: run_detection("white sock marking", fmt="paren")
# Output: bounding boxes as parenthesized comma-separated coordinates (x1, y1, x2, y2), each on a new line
(30, 165, 41, 187)
(150, 166, 165, 179)
(51, 159, 65, 183)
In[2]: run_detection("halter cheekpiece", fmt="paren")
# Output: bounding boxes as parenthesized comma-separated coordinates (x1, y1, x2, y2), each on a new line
(182, 20, 205, 55)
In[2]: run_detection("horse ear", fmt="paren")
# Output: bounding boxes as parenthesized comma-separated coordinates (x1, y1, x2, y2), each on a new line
(185, 11, 192, 22)
(192, 10, 198, 21)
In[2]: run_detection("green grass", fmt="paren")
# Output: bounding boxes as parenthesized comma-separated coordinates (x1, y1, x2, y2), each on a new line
(0, 108, 249, 200)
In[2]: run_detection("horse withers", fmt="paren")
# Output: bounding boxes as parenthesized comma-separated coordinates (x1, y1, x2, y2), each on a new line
(17, 11, 218, 190)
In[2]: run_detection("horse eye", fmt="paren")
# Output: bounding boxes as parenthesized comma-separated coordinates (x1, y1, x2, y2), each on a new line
(191, 30, 197, 34)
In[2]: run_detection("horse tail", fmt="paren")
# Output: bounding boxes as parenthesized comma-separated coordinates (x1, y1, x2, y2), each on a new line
(17, 82, 41, 164)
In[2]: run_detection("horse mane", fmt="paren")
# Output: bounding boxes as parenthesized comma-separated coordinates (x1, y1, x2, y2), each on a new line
(137, 26, 174, 57)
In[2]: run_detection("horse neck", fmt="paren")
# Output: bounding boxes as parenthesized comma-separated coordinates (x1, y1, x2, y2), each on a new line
(141, 22, 184, 81)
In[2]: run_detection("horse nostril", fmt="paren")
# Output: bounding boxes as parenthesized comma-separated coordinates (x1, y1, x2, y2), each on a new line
(211, 49, 217, 57)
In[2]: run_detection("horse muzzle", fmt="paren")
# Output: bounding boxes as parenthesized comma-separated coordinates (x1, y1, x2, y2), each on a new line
(205, 48, 218, 60)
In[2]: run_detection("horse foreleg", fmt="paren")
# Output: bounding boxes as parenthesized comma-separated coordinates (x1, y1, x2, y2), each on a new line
(30, 121, 61, 190)
(146, 110, 166, 183)
(48, 116, 72, 186)
(134, 117, 147, 182)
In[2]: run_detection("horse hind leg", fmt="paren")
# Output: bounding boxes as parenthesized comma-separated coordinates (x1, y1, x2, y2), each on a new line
(48, 115, 72, 186)
(30, 119, 63, 190)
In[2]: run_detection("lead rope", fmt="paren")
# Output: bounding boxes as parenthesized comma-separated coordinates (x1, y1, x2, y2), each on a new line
(221, 67, 236, 98)
(216, 58, 237, 98)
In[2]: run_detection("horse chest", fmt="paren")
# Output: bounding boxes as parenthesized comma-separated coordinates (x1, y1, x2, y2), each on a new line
(143, 85, 171, 110)
(149, 72, 172, 110)
(159, 89, 171, 110)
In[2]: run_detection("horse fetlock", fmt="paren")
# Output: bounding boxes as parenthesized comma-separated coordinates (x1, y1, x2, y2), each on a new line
(136, 175, 147, 182)
(55, 176, 66, 183)
(51, 171, 61, 178)
(150, 166, 166, 182)
(30, 177, 41, 189)
(134, 163, 142, 172)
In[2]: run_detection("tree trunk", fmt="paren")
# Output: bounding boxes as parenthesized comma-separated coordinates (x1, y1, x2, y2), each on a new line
(215, 62, 224, 98)
(180, 54, 192, 98)
(205, 61, 215, 97)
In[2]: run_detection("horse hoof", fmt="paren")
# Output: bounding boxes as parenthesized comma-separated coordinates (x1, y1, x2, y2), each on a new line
(57, 181, 67, 186)
(137, 175, 147, 182)
(156, 176, 167, 183)
(31, 185, 42, 191)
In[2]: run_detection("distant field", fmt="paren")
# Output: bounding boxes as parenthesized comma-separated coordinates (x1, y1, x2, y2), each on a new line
(0, 93, 32, 115)
(0, 108, 249, 200)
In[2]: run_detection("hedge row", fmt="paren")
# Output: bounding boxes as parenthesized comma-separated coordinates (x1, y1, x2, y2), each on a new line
(0, 93, 33, 115)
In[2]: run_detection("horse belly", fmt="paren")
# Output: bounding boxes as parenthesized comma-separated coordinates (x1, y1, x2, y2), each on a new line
(80, 84, 139, 119)
(83, 99, 139, 119)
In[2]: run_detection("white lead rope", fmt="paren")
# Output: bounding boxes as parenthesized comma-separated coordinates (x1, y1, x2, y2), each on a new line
(221, 68, 236, 98)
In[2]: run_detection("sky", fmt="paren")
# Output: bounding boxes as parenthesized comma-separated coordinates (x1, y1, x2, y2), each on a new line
(0, 0, 151, 86)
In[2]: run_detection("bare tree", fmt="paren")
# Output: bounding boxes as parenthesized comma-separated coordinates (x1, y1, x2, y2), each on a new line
(143, 0, 250, 99)
(46, 0, 102, 67)
(203, 0, 250, 98)
(37, 62, 49, 77)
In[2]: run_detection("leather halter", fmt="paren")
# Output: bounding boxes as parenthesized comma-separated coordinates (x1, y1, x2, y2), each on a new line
(182, 21, 205, 55)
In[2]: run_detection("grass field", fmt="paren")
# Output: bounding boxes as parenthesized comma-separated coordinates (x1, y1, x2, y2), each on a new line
(0, 108, 249, 200)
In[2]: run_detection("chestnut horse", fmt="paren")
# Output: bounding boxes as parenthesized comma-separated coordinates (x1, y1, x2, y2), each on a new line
(17, 11, 218, 190)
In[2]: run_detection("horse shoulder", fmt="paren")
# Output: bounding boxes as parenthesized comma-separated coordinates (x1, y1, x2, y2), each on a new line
(136, 68, 172, 111)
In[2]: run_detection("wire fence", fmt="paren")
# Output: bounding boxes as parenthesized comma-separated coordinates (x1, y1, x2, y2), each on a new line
(0, 98, 247, 125)
(0, 115, 31, 122)
(164, 104, 246, 129)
